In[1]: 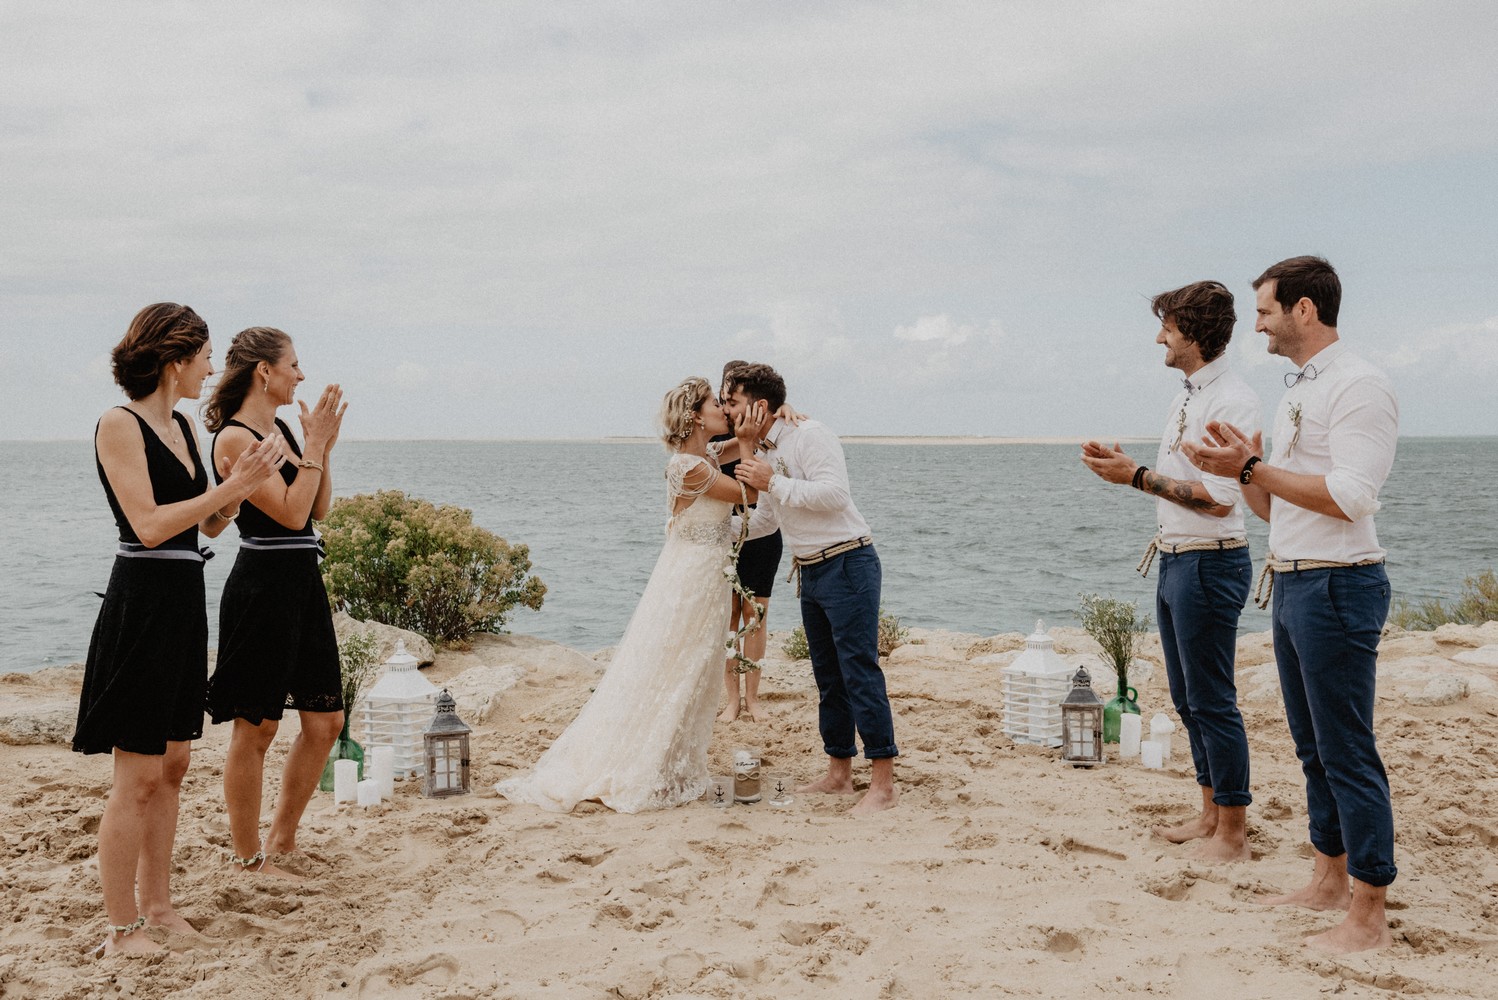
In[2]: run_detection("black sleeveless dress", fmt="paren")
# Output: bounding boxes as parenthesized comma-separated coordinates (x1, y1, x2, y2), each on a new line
(713, 435, 784, 597)
(73, 408, 210, 755)
(205, 417, 341, 725)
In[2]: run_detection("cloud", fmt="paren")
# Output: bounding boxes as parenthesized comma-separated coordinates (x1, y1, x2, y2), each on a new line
(1374, 317, 1498, 374)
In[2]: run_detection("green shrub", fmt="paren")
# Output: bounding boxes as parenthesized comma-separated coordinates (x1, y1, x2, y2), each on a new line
(1079, 592, 1150, 687)
(320, 490, 546, 643)
(877, 608, 909, 657)
(783, 626, 810, 660)
(1389, 570, 1498, 630)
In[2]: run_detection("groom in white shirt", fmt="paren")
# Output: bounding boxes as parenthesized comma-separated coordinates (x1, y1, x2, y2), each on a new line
(1185, 256, 1399, 955)
(725, 364, 898, 815)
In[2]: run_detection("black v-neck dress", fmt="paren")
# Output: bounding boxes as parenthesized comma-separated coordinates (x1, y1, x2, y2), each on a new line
(73, 408, 210, 755)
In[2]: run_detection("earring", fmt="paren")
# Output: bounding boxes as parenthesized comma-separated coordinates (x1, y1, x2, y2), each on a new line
(263, 376, 269, 393)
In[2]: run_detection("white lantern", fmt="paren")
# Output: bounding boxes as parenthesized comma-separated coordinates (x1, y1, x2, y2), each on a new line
(1000, 620, 1076, 747)
(358, 640, 438, 779)
(422, 690, 472, 798)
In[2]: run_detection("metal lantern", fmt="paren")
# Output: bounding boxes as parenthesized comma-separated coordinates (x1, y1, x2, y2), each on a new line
(1000, 620, 1076, 747)
(422, 689, 472, 798)
(358, 640, 438, 779)
(1061, 666, 1105, 766)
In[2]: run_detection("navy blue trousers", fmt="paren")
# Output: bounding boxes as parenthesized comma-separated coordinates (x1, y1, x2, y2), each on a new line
(1272, 564, 1396, 887)
(799, 546, 898, 759)
(1157, 547, 1253, 806)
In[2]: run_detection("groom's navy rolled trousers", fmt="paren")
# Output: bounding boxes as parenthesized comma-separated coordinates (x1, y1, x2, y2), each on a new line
(799, 546, 898, 760)
(1156, 547, 1253, 806)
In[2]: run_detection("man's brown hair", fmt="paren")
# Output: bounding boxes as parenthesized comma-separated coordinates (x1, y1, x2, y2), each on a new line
(1151, 280, 1236, 363)
(725, 363, 786, 412)
(1253, 255, 1341, 327)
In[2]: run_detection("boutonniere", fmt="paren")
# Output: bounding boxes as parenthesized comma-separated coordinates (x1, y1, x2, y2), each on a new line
(775, 457, 789, 478)
(1286, 402, 1303, 456)
(1169, 407, 1187, 453)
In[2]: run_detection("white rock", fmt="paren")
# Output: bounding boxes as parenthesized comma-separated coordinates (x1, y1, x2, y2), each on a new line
(333, 612, 436, 667)
(1451, 644, 1498, 668)
(1406, 675, 1469, 707)
(444, 664, 526, 724)
(0, 701, 76, 746)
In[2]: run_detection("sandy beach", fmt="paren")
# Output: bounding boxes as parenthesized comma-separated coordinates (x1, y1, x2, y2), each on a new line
(2, 621, 1496, 999)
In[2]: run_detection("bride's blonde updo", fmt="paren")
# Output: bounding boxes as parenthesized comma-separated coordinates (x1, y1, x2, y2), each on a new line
(659, 376, 713, 449)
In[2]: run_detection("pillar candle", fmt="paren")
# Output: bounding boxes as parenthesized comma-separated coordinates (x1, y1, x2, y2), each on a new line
(358, 778, 380, 807)
(1141, 740, 1164, 769)
(370, 745, 395, 800)
(1120, 714, 1142, 758)
(334, 758, 359, 803)
(1150, 713, 1176, 764)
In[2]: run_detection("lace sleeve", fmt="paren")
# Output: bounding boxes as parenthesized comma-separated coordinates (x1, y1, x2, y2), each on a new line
(706, 439, 725, 461)
(665, 453, 719, 500)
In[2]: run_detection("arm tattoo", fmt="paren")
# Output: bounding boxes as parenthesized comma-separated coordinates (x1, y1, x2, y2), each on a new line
(1142, 471, 1228, 514)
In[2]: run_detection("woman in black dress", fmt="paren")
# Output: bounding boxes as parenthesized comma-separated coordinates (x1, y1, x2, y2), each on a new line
(77, 303, 282, 956)
(203, 327, 346, 877)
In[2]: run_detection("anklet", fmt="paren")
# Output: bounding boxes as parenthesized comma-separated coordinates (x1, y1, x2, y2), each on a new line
(106, 915, 146, 938)
(227, 849, 266, 871)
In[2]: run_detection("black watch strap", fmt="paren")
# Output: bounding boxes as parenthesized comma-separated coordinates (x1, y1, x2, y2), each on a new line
(1239, 456, 1262, 484)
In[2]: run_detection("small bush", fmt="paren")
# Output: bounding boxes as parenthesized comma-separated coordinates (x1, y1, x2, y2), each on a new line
(783, 626, 810, 660)
(336, 629, 382, 712)
(878, 608, 909, 657)
(320, 490, 546, 643)
(1079, 592, 1150, 687)
(1389, 570, 1498, 631)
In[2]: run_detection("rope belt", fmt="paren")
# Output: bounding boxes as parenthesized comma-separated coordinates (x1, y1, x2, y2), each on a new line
(1253, 554, 1385, 609)
(116, 541, 214, 563)
(787, 536, 873, 595)
(1136, 535, 1247, 578)
(239, 534, 327, 558)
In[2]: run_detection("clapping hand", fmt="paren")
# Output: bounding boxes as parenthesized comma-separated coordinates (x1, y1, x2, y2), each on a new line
(218, 433, 285, 497)
(298, 384, 346, 455)
(1180, 421, 1261, 479)
(1079, 440, 1138, 485)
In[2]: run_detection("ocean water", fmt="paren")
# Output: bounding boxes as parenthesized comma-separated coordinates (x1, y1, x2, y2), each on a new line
(2, 437, 1496, 675)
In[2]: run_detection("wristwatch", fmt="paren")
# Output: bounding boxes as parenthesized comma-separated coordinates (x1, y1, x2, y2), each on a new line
(1239, 456, 1262, 484)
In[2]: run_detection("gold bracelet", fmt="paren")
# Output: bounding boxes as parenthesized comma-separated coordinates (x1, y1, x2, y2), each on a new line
(296, 459, 324, 472)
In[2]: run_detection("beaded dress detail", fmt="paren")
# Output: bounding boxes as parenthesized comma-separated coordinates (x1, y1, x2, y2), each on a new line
(497, 451, 734, 813)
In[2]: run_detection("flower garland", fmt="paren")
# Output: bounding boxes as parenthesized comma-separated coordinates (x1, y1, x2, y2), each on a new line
(722, 481, 764, 675)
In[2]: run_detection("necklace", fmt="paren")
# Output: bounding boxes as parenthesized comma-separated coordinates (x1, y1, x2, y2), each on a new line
(128, 406, 183, 446)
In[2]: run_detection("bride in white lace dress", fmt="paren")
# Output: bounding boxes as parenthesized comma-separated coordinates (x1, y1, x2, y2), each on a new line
(497, 377, 765, 814)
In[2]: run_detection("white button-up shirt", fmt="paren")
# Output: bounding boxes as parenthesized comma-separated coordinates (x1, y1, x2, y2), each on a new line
(1154, 355, 1261, 545)
(1267, 341, 1399, 563)
(742, 418, 872, 557)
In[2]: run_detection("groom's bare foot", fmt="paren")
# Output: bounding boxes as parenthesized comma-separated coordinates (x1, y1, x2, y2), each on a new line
(1258, 849, 1352, 910)
(1153, 814, 1216, 843)
(850, 785, 898, 815)
(798, 774, 855, 794)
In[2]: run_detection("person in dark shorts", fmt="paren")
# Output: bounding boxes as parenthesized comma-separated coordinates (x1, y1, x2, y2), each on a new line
(203, 326, 347, 877)
(716, 361, 790, 723)
(77, 303, 282, 956)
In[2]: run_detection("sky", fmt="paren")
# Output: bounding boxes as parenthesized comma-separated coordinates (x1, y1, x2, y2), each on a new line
(3, 1, 1496, 441)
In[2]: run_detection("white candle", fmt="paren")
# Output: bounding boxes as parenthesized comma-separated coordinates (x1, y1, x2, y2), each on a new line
(1120, 714, 1142, 758)
(334, 758, 359, 803)
(358, 778, 380, 807)
(370, 746, 395, 800)
(1150, 714, 1176, 764)
(1141, 740, 1164, 769)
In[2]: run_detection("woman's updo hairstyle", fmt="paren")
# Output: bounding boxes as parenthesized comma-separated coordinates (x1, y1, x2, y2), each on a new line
(110, 303, 209, 400)
(659, 376, 713, 450)
(202, 326, 292, 432)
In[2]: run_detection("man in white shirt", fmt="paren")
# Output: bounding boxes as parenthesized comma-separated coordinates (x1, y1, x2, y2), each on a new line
(725, 364, 898, 815)
(1081, 280, 1260, 862)
(1184, 256, 1399, 955)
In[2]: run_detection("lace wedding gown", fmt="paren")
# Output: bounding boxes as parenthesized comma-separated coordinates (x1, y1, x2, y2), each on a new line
(496, 452, 735, 813)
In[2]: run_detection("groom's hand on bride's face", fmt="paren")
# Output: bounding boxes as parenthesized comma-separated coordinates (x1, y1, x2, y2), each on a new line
(736, 457, 773, 491)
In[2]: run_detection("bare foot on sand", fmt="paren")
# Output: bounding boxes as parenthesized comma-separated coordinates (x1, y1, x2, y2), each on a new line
(93, 927, 162, 958)
(850, 785, 898, 815)
(798, 774, 855, 794)
(1188, 834, 1252, 863)
(1153, 814, 1216, 843)
(229, 855, 305, 880)
(742, 699, 763, 723)
(145, 908, 205, 938)
(717, 699, 742, 724)
(1305, 920, 1393, 955)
